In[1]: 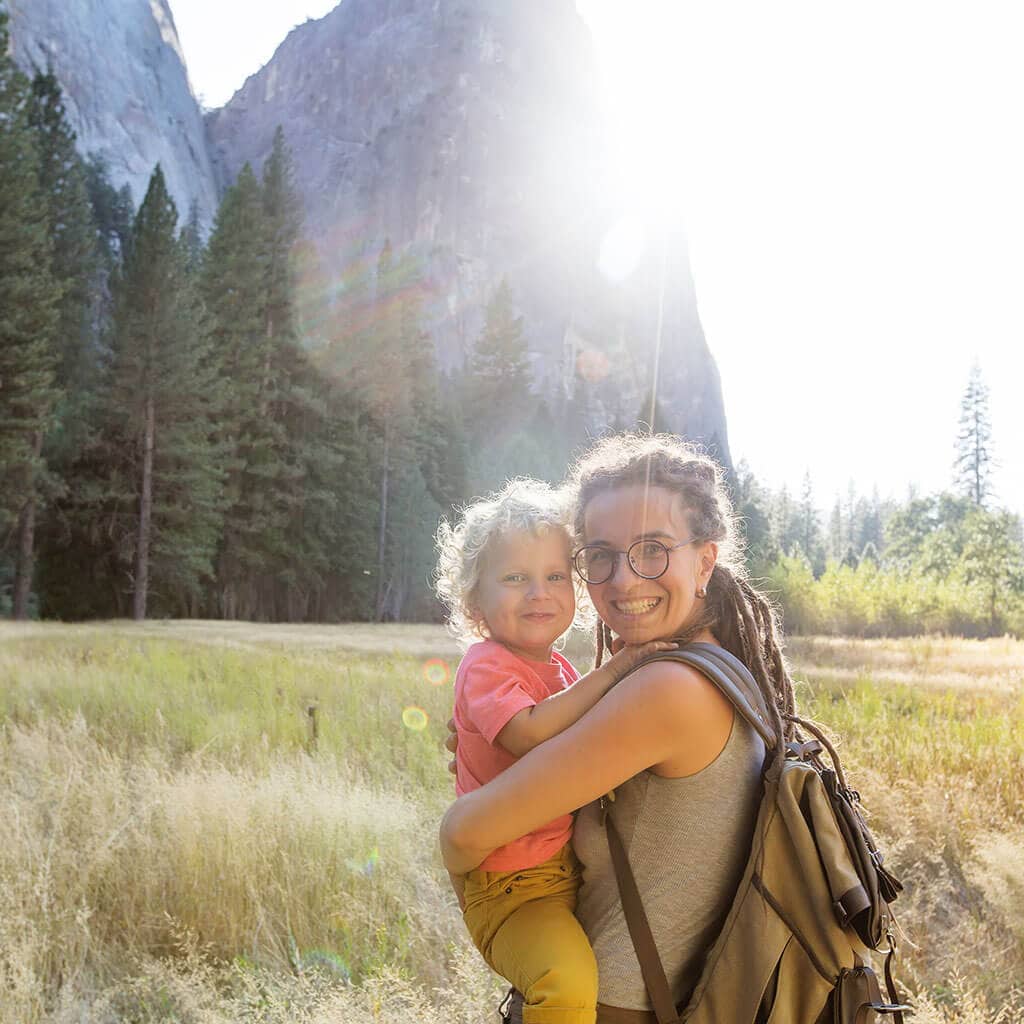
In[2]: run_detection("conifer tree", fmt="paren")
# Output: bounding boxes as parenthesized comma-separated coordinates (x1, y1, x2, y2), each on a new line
(103, 165, 223, 619)
(465, 278, 532, 430)
(954, 363, 994, 507)
(21, 69, 100, 618)
(202, 162, 278, 617)
(27, 68, 96, 393)
(0, 15, 61, 618)
(34, 158, 132, 619)
(798, 470, 825, 573)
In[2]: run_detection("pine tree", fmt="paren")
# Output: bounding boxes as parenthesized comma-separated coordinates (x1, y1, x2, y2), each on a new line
(465, 278, 532, 430)
(22, 68, 101, 618)
(827, 495, 843, 563)
(0, 15, 61, 618)
(27, 68, 97, 393)
(103, 165, 223, 619)
(954, 363, 994, 507)
(201, 162, 278, 617)
(732, 459, 776, 569)
(367, 241, 422, 620)
(798, 470, 824, 573)
(34, 158, 132, 619)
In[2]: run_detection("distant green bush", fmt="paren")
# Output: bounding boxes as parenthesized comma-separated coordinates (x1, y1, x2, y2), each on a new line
(761, 555, 1024, 638)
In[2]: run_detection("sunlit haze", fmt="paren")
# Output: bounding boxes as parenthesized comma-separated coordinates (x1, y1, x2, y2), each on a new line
(171, 0, 1024, 514)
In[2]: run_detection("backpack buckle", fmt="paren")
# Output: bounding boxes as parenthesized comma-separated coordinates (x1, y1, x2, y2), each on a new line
(786, 739, 823, 761)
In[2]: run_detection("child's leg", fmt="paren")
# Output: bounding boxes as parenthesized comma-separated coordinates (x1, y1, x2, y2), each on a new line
(489, 892, 597, 1024)
(463, 845, 597, 1024)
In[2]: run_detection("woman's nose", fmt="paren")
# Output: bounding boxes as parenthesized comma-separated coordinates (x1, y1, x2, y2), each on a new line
(609, 553, 636, 587)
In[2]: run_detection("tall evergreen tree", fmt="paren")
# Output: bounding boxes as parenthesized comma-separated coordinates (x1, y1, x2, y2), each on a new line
(34, 158, 132, 619)
(798, 470, 825, 573)
(21, 68, 100, 618)
(0, 14, 61, 618)
(27, 68, 96, 393)
(465, 278, 532, 429)
(102, 165, 223, 619)
(954, 363, 994, 507)
(201, 162, 279, 617)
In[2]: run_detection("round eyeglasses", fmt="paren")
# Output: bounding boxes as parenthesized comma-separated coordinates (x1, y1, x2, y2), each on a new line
(572, 538, 697, 585)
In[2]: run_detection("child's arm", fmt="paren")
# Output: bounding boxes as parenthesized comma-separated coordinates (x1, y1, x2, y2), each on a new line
(495, 640, 676, 757)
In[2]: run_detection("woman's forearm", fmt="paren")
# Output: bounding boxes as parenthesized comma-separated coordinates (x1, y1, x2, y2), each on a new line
(440, 795, 496, 874)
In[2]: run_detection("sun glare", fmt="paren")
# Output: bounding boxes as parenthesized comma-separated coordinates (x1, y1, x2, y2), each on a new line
(577, 0, 695, 220)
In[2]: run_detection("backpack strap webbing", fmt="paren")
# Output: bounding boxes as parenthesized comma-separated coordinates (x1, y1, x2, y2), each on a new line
(602, 798, 683, 1024)
(602, 645, 778, 1023)
(636, 642, 778, 750)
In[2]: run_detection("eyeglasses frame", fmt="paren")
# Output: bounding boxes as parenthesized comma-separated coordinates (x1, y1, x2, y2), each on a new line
(572, 537, 698, 585)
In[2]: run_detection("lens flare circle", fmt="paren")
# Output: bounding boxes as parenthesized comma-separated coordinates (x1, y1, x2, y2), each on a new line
(402, 706, 429, 731)
(423, 658, 451, 686)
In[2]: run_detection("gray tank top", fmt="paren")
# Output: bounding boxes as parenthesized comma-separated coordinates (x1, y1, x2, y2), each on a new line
(573, 711, 765, 1010)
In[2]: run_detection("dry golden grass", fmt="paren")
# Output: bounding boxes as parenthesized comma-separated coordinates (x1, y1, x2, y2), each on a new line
(1, 621, 1021, 1022)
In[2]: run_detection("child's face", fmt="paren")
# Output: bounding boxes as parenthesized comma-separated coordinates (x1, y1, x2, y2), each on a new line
(472, 528, 575, 662)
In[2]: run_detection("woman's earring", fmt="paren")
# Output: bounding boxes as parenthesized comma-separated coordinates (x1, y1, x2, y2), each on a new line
(696, 585, 708, 599)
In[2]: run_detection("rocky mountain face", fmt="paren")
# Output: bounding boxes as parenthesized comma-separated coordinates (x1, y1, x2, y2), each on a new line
(8, 0, 218, 229)
(207, 0, 731, 460)
(9, 0, 730, 461)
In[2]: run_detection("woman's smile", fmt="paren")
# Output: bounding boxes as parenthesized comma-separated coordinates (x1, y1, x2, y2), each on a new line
(610, 596, 662, 616)
(582, 483, 716, 643)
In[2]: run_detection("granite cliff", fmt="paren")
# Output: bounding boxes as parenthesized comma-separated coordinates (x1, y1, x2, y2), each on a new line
(9, 0, 730, 461)
(8, 0, 218, 229)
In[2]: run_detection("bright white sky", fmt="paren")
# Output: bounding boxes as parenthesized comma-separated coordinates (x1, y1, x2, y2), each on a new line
(170, 0, 1024, 515)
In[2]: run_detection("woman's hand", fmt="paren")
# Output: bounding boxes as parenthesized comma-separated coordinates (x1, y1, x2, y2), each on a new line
(602, 639, 678, 683)
(445, 717, 458, 774)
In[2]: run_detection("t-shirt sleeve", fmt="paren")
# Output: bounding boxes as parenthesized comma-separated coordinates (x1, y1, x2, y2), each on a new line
(461, 659, 538, 745)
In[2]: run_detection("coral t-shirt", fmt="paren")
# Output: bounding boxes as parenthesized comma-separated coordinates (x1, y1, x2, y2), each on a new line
(454, 638, 580, 871)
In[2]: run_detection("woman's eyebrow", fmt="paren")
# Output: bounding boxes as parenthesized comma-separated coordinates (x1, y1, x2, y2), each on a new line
(584, 531, 676, 547)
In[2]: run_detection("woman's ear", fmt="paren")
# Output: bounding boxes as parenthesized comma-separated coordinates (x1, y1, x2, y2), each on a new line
(698, 541, 718, 587)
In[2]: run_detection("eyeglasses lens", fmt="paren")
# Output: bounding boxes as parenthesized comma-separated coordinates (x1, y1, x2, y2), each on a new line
(628, 540, 669, 579)
(575, 541, 669, 584)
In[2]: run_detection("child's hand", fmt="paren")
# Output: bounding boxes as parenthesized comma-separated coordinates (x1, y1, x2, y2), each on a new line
(604, 639, 678, 682)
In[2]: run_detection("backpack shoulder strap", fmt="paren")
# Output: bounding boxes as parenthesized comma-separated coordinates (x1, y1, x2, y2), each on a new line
(636, 642, 778, 750)
(603, 645, 777, 1023)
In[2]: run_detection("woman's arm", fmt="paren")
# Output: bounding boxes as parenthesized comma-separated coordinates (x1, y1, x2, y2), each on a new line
(440, 660, 734, 873)
(495, 640, 677, 757)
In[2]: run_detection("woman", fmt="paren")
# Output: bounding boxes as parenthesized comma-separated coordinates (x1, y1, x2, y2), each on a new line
(440, 433, 798, 1022)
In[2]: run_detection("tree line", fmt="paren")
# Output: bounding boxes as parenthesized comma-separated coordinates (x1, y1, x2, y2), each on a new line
(3, 24, 1021, 635)
(0, 29, 602, 623)
(734, 366, 1024, 637)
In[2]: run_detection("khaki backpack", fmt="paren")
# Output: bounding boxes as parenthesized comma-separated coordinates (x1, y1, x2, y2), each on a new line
(499, 643, 910, 1024)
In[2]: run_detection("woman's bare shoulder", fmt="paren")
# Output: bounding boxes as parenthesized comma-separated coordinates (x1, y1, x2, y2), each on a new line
(617, 657, 731, 713)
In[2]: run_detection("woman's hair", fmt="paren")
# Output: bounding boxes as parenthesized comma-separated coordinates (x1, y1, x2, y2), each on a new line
(569, 432, 797, 740)
(434, 478, 576, 645)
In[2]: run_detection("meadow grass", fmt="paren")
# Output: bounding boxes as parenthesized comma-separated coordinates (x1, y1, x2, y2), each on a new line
(1, 622, 1021, 1022)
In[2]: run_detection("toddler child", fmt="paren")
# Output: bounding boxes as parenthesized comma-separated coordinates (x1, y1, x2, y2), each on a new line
(435, 479, 672, 1024)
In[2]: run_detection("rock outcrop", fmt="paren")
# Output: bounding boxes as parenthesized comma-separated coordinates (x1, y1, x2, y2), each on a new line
(8, 0, 218, 229)
(207, 0, 731, 461)
(9, 0, 730, 461)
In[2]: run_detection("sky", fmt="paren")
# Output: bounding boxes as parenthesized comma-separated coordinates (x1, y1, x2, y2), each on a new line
(170, 0, 1024, 515)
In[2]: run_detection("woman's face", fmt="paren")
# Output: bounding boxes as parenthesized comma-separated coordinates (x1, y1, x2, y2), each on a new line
(581, 483, 718, 645)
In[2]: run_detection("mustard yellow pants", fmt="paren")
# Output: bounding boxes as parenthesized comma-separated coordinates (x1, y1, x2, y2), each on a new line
(463, 843, 598, 1024)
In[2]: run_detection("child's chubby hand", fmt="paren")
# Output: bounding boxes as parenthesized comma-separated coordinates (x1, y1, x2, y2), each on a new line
(604, 638, 679, 682)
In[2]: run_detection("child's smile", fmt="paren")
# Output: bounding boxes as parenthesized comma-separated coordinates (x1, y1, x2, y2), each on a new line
(472, 528, 575, 662)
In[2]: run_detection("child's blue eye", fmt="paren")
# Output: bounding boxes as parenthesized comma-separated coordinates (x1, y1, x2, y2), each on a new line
(504, 574, 526, 583)
(549, 573, 569, 582)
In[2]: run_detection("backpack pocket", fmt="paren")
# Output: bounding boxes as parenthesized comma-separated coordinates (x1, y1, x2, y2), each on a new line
(753, 935, 791, 1024)
(832, 966, 886, 1024)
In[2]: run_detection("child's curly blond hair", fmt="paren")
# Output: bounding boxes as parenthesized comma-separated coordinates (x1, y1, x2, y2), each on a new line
(434, 478, 579, 645)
